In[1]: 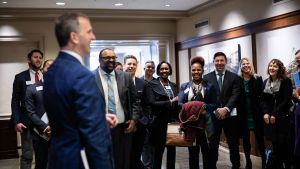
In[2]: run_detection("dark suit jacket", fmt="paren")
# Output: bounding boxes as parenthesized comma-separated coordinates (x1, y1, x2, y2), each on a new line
(203, 70, 241, 113)
(25, 83, 48, 137)
(134, 77, 151, 125)
(43, 52, 113, 169)
(11, 69, 31, 127)
(93, 68, 139, 122)
(178, 80, 217, 112)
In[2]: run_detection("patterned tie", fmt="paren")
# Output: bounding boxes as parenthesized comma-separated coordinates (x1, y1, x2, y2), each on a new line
(106, 74, 116, 114)
(35, 71, 39, 84)
(217, 72, 223, 90)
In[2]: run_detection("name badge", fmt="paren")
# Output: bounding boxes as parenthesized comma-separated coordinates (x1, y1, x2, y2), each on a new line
(184, 87, 190, 94)
(165, 86, 171, 90)
(36, 86, 43, 91)
(26, 81, 34, 85)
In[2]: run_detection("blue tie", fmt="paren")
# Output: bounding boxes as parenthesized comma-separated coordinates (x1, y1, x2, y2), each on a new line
(106, 74, 116, 114)
(217, 73, 223, 90)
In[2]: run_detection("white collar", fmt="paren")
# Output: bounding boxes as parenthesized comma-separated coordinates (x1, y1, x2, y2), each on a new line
(61, 50, 84, 65)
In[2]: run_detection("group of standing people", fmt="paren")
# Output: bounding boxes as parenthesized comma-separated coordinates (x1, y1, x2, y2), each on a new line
(10, 11, 300, 169)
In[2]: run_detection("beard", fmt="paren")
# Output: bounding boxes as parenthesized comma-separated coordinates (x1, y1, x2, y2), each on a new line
(30, 63, 41, 70)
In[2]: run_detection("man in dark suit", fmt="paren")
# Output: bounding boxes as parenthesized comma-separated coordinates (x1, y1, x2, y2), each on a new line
(11, 49, 43, 169)
(123, 55, 151, 169)
(25, 83, 50, 169)
(25, 59, 53, 169)
(43, 13, 113, 169)
(93, 48, 139, 169)
(203, 52, 241, 169)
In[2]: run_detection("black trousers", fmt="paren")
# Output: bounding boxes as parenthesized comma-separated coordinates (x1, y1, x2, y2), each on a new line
(210, 116, 240, 169)
(32, 136, 49, 169)
(131, 122, 147, 169)
(188, 131, 212, 169)
(111, 123, 133, 169)
(242, 128, 265, 163)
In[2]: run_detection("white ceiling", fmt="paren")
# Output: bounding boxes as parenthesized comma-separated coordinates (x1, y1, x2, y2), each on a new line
(0, 0, 212, 11)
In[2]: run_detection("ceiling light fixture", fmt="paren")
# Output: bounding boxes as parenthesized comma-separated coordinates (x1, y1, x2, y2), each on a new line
(2, 1, 8, 4)
(56, 2, 66, 6)
(114, 3, 124, 6)
(165, 4, 170, 7)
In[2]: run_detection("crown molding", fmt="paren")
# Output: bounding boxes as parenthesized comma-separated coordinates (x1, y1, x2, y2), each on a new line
(0, 8, 188, 21)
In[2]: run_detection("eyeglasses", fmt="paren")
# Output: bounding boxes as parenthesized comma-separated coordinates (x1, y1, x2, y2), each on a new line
(101, 56, 117, 61)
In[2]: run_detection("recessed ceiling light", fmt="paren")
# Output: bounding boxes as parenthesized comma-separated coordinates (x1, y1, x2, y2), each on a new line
(56, 2, 66, 6)
(114, 3, 124, 6)
(2, 1, 8, 4)
(165, 4, 170, 7)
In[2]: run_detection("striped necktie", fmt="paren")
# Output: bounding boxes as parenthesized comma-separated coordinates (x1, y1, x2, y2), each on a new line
(106, 74, 116, 114)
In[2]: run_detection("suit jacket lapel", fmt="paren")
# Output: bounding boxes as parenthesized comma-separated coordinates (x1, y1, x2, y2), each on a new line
(94, 69, 105, 98)
(211, 71, 221, 94)
(115, 71, 123, 99)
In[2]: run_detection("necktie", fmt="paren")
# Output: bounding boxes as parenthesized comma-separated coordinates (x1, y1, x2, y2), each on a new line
(35, 71, 39, 84)
(217, 73, 223, 90)
(106, 74, 116, 114)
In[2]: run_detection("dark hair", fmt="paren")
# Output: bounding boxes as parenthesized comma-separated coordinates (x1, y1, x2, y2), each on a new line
(124, 55, 137, 64)
(156, 61, 172, 76)
(115, 62, 122, 67)
(296, 49, 300, 55)
(27, 49, 43, 59)
(267, 59, 286, 80)
(213, 52, 227, 61)
(98, 48, 113, 59)
(145, 60, 155, 66)
(190, 56, 205, 67)
(55, 13, 88, 47)
(43, 59, 53, 68)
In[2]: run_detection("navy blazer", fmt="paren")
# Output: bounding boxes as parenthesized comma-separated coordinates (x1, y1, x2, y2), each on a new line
(93, 68, 139, 122)
(43, 52, 113, 169)
(11, 69, 31, 126)
(203, 70, 241, 112)
(178, 80, 217, 112)
(134, 77, 151, 125)
(25, 83, 48, 136)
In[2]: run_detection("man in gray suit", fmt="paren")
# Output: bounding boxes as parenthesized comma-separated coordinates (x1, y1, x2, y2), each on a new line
(93, 48, 139, 169)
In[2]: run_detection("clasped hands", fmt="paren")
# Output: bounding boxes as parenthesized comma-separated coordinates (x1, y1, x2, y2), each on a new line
(263, 114, 276, 124)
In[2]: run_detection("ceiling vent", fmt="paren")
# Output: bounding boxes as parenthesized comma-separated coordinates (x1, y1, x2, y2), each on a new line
(195, 20, 209, 29)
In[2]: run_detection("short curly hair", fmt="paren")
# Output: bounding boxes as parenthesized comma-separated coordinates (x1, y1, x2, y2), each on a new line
(190, 56, 205, 67)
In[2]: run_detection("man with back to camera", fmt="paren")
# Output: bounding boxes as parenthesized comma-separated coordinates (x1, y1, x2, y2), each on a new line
(11, 49, 43, 169)
(93, 48, 139, 169)
(203, 52, 241, 169)
(25, 59, 53, 169)
(123, 55, 151, 169)
(43, 13, 113, 169)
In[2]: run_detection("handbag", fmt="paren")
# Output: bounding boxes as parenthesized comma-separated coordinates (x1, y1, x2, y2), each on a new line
(165, 122, 195, 147)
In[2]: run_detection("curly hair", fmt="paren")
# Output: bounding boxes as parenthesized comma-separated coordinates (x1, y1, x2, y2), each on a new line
(190, 56, 205, 67)
(267, 59, 286, 80)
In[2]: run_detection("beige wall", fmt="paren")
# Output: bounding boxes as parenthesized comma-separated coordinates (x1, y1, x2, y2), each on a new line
(177, 0, 300, 42)
(0, 19, 176, 60)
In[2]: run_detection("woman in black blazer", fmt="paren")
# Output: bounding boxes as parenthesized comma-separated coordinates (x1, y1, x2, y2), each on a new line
(147, 61, 178, 169)
(237, 58, 265, 169)
(261, 59, 293, 169)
